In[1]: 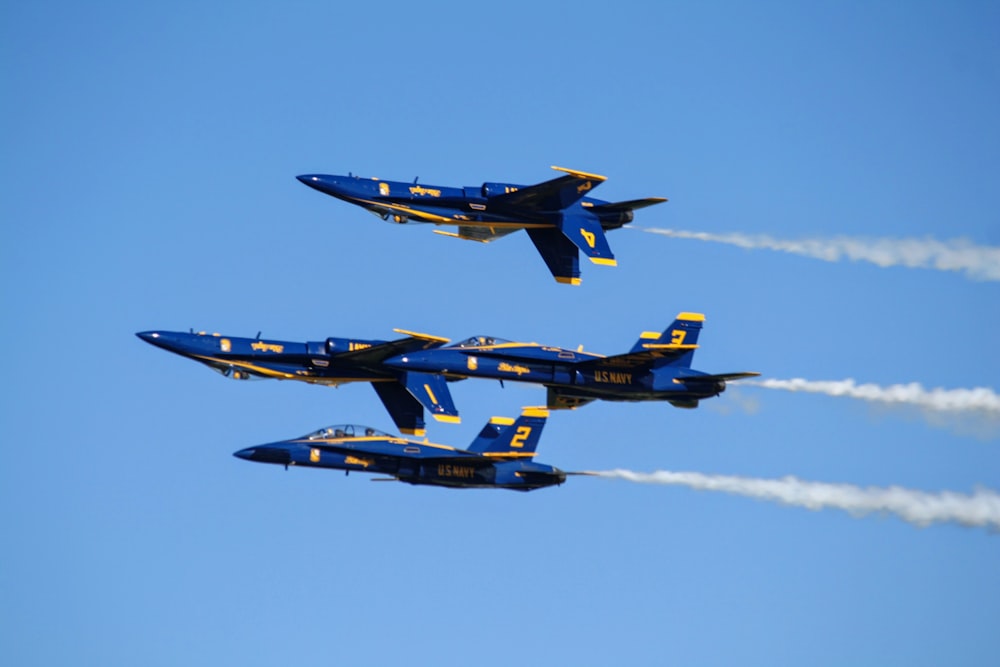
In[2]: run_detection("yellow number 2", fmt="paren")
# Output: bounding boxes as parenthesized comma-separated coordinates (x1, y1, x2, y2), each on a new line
(510, 426, 532, 448)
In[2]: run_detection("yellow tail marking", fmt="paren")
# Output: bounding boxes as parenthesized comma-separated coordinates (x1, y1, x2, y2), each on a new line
(423, 383, 438, 404)
(676, 312, 706, 322)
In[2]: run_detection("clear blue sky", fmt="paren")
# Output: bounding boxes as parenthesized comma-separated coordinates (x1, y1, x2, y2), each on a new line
(3, 2, 998, 665)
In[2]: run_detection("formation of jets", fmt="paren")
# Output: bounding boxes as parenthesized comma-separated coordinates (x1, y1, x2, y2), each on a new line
(140, 167, 757, 490)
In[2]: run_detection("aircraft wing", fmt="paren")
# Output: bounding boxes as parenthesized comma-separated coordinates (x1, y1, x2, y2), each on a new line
(336, 330, 450, 366)
(433, 225, 521, 243)
(490, 166, 607, 211)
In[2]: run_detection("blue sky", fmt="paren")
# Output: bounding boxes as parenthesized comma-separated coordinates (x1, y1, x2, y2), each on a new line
(3, 1, 999, 665)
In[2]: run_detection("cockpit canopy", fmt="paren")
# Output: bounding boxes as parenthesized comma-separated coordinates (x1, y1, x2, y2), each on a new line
(303, 424, 393, 440)
(455, 335, 512, 348)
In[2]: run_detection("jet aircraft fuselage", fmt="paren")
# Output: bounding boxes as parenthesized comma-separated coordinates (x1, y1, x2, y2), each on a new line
(381, 313, 758, 409)
(136, 328, 458, 436)
(234, 408, 567, 491)
(297, 166, 667, 284)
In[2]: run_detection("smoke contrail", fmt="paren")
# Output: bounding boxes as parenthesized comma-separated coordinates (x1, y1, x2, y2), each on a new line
(747, 378, 1000, 415)
(636, 228, 1000, 281)
(597, 469, 1000, 530)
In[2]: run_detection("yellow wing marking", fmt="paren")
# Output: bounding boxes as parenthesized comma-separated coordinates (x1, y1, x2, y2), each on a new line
(550, 165, 608, 182)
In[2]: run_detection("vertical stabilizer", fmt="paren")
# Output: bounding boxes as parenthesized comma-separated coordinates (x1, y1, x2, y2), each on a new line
(629, 312, 704, 368)
(467, 408, 548, 457)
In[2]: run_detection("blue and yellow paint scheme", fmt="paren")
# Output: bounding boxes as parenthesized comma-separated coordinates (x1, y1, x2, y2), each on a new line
(137, 313, 757, 436)
(135, 328, 458, 436)
(233, 407, 571, 492)
(381, 312, 760, 410)
(297, 166, 667, 284)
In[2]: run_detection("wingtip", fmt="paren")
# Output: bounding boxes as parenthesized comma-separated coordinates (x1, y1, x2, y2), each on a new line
(555, 276, 582, 286)
(550, 165, 608, 182)
(433, 414, 461, 424)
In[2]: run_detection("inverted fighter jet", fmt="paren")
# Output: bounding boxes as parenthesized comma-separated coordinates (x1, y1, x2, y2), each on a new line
(297, 165, 666, 284)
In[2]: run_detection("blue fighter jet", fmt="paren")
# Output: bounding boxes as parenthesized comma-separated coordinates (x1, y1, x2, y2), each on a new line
(137, 313, 757, 434)
(297, 166, 667, 284)
(381, 312, 759, 410)
(234, 407, 573, 491)
(136, 328, 458, 436)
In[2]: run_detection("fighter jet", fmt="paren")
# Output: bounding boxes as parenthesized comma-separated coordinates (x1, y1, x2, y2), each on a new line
(297, 165, 666, 284)
(381, 312, 759, 410)
(138, 313, 756, 432)
(234, 407, 573, 491)
(135, 328, 457, 436)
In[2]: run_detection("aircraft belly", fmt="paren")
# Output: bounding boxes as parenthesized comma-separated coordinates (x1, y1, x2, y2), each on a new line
(414, 463, 495, 487)
(477, 358, 554, 384)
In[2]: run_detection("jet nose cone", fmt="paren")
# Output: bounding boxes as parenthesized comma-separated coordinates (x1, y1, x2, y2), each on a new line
(233, 444, 291, 465)
(297, 174, 326, 187)
(135, 330, 184, 353)
(296, 174, 341, 194)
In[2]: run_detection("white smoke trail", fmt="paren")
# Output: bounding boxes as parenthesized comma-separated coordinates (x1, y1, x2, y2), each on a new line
(747, 378, 1000, 415)
(597, 469, 1000, 530)
(636, 228, 1000, 281)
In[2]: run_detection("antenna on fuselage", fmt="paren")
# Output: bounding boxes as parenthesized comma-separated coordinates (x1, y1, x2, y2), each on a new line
(256, 331, 261, 339)
(414, 176, 419, 184)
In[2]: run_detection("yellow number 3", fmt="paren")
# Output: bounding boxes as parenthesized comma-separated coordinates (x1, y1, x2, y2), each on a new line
(670, 329, 687, 345)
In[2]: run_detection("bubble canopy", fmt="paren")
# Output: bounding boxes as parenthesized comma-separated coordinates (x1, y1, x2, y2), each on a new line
(302, 425, 393, 440)
(455, 335, 513, 348)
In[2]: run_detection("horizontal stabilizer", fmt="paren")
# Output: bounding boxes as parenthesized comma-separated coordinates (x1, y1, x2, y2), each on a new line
(676, 372, 761, 383)
(589, 197, 668, 213)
